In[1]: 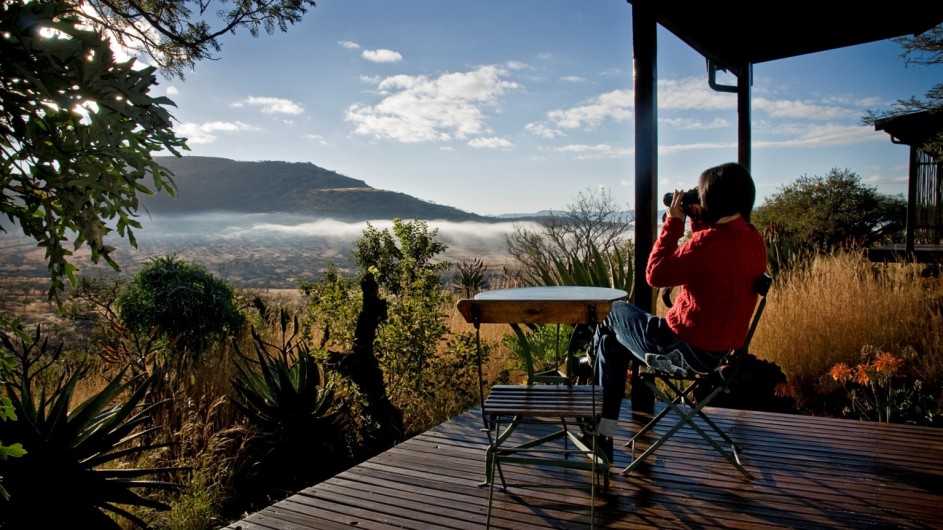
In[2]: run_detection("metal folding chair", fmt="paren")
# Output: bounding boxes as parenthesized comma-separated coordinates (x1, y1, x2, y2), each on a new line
(622, 273, 773, 479)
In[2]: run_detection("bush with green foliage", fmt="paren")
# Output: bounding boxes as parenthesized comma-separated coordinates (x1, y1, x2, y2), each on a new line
(0, 327, 178, 528)
(354, 218, 452, 295)
(302, 219, 464, 437)
(501, 323, 577, 378)
(298, 264, 360, 351)
(116, 256, 243, 357)
(752, 168, 906, 254)
(352, 219, 453, 394)
(397, 330, 486, 433)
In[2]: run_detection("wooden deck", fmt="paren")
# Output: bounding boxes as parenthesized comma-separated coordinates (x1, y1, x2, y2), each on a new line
(224, 401, 943, 529)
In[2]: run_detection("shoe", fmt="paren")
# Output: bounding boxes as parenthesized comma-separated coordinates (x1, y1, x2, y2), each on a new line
(578, 432, 614, 463)
(645, 350, 691, 377)
(572, 355, 593, 385)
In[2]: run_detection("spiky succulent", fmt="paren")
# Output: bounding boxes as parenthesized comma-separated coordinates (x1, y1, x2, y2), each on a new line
(0, 350, 179, 528)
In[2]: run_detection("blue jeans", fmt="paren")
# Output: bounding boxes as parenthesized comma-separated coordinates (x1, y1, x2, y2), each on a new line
(592, 301, 723, 420)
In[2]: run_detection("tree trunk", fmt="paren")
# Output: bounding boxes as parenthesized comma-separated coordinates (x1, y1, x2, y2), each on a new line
(331, 272, 404, 456)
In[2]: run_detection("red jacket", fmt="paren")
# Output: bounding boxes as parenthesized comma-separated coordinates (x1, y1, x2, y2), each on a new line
(646, 216, 767, 352)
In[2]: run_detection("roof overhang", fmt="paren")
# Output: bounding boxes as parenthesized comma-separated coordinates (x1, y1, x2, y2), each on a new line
(627, 0, 943, 72)
(875, 110, 943, 146)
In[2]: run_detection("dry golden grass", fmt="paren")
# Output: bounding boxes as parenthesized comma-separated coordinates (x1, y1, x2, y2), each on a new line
(750, 252, 943, 396)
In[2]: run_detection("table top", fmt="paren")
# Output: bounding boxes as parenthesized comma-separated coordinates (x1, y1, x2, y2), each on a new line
(458, 285, 628, 325)
(474, 285, 627, 302)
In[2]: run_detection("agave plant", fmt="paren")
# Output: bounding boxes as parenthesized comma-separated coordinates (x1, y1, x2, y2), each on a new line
(535, 239, 634, 294)
(0, 328, 179, 528)
(231, 303, 338, 486)
(233, 338, 333, 444)
(451, 258, 489, 298)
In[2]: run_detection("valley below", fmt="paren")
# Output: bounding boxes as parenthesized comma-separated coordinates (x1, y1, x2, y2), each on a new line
(0, 213, 522, 289)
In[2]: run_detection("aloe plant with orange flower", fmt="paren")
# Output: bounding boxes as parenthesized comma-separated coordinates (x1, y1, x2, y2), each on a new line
(829, 345, 941, 425)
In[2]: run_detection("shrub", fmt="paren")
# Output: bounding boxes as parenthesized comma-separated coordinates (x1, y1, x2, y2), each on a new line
(116, 255, 243, 358)
(0, 327, 179, 528)
(501, 324, 576, 380)
(752, 169, 905, 253)
(396, 330, 487, 434)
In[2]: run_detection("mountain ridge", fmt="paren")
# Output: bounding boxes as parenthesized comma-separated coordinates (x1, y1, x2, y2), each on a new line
(144, 156, 498, 222)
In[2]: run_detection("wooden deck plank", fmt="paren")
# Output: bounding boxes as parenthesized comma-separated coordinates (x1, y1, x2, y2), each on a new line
(224, 401, 943, 529)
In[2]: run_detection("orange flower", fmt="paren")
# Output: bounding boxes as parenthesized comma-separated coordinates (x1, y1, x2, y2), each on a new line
(854, 364, 871, 386)
(872, 351, 902, 376)
(830, 363, 853, 383)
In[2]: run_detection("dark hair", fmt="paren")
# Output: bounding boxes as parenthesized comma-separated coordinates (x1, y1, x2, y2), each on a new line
(697, 162, 756, 224)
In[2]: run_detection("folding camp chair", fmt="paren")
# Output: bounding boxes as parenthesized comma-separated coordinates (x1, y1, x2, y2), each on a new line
(622, 273, 773, 479)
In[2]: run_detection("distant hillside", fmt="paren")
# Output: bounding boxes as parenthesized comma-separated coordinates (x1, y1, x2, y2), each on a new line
(143, 156, 494, 222)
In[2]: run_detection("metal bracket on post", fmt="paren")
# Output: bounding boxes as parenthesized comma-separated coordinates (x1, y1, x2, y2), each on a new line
(708, 59, 751, 93)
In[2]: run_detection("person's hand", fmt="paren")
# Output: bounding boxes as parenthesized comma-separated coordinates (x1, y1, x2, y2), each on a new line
(668, 190, 686, 220)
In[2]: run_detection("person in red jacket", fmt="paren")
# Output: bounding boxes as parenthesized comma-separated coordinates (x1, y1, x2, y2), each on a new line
(584, 162, 768, 460)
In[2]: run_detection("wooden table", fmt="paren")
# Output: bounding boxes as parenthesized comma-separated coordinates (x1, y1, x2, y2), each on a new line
(458, 285, 628, 384)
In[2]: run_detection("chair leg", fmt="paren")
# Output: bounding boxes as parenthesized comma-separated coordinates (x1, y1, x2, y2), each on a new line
(589, 432, 596, 530)
(623, 376, 753, 479)
(484, 416, 509, 490)
(486, 438, 498, 529)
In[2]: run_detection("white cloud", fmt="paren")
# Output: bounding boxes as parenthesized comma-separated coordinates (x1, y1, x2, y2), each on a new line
(525, 122, 564, 139)
(660, 117, 730, 130)
(822, 94, 883, 108)
(558, 143, 631, 159)
(165, 86, 179, 95)
(338, 40, 361, 49)
(560, 75, 586, 83)
(468, 137, 513, 149)
(658, 77, 735, 111)
(754, 123, 882, 148)
(234, 96, 304, 115)
(658, 141, 735, 154)
(176, 121, 257, 144)
(506, 60, 530, 71)
(657, 77, 862, 121)
(362, 49, 403, 63)
(754, 97, 859, 120)
(302, 133, 330, 146)
(345, 65, 519, 143)
(546, 89, 632, 129)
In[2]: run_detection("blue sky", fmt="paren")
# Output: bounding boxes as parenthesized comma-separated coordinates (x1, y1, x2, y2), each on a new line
(153, 0, 943, 217)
